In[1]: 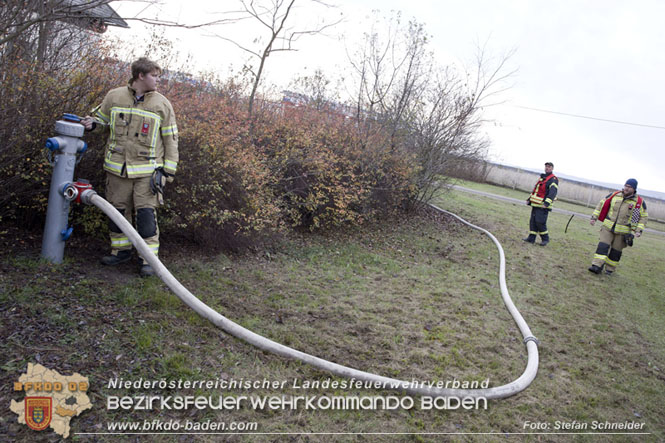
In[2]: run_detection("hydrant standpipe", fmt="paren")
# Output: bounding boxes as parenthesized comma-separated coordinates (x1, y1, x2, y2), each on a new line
(40, 117, 87, 263)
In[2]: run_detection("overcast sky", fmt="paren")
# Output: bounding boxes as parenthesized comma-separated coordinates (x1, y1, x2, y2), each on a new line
(109, 0, 665, 193)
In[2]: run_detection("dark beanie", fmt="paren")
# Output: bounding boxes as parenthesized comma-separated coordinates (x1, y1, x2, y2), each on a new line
(625, 178, 638, 190)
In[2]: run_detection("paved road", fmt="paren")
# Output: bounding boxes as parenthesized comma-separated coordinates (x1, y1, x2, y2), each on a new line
(452, 185, 665, 237)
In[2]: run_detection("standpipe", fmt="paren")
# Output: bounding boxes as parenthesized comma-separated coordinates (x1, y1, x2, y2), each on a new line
(41, 115, 88, 263)
(73, 189, 539, 399)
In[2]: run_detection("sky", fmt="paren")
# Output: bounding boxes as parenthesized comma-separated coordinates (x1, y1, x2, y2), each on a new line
(107, 0, 665, 194)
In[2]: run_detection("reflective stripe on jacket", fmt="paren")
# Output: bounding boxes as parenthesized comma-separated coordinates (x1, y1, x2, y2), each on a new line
(592, 191, 648, 234)
(529, 173, 559, 208)
(93, 85, 178, 178)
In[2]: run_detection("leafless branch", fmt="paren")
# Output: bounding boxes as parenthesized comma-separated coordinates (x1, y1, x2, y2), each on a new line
(204, 0, 341, 118)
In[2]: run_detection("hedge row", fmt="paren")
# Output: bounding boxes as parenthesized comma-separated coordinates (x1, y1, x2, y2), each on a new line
(0, 52, 417, 251)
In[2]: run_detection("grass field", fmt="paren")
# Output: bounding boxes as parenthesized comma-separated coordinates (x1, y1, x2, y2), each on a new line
(1, 181, 664, 441)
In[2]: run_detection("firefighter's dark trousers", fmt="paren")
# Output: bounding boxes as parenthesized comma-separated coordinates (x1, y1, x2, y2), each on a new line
(591, 226, 627, 272)
(527, 207, 550, 241)
(105, 173, 160, 264)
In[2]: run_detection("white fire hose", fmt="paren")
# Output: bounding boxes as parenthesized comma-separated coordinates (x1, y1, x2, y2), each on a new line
(81, 190, 539, 399)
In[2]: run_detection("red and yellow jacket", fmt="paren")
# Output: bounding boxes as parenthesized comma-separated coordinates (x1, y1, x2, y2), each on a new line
(592, 191, 648, 234)
(528, 173, 558, 209)
(93, 84, 178, 178)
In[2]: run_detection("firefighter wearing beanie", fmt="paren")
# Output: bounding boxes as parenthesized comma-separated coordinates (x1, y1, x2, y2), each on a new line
(588, 178, 648, 275)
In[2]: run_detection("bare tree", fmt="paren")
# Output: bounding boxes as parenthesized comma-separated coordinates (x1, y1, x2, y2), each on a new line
(380, 20, 431, 148)
(410, 43, 516, 205)
(345, 14, 432, 150)
(345, 13, 515, 207)
(208, 0, 341, 118)
(345, 14, 398, 129)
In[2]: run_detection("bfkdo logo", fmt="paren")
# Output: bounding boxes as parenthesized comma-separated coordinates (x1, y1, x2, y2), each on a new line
(10, 363, 92, 439)
(25, 397, 52, 431)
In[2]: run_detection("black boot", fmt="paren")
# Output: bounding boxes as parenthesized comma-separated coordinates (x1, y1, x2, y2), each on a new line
(523, 235, 536, 244)
(588, 264, 602, 274)
(101, 250, 132, 266)
(539, 235, 550, 247)
(139, 264, 156, 277)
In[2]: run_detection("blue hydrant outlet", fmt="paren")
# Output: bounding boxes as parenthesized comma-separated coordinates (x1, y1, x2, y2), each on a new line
(45, 137, 60, 151)
(61, 227, 73, 241)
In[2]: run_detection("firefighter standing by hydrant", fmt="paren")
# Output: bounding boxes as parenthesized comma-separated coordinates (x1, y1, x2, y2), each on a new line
(523, 162, 558, 246)
(588, 179, 647, 275)
(82, 57, 178, 277)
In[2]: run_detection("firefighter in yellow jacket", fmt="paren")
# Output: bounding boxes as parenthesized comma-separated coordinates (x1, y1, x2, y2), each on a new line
(523, 162, 558, 246)
(588, 179, 647, 275)
(82, 57, 178, 277)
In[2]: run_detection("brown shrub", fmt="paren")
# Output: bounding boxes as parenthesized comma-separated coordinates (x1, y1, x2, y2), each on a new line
(0, 45, 418, 251)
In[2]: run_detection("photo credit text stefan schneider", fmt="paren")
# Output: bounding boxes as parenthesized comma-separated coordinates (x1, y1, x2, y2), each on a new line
(105, 376, 490, 413)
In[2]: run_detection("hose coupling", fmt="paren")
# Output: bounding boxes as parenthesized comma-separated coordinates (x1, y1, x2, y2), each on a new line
(79, 188, 98, 205)
(523, 336, 540, 345)
(61, 179, 93, 204)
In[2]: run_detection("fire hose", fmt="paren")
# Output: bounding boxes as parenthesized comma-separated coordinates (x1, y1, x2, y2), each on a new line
(75, 187, 539, 399)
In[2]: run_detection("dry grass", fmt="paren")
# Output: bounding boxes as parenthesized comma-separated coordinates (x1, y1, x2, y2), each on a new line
(2, 186, 664, 441)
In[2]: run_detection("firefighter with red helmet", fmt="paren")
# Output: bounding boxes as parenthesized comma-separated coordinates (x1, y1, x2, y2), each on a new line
(523, 162, 559, 246)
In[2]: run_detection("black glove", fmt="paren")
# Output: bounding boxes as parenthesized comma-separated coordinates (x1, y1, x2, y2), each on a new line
(624, 233, 634, 247)
(150, 168, 167, 195)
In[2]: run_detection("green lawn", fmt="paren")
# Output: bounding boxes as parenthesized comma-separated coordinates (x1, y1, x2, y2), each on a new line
(2, 186, 664, 441)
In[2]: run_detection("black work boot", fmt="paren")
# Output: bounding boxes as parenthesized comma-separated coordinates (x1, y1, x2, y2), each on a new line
(523, 235, 536, 244)
(539, 236, 550, 247)
(588, 265, 602, 274)
(101, 250, 132, 266)
(139, 264, 155, 278)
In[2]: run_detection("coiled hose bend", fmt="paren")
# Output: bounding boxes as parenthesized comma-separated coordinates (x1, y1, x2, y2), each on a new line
(83, 191, 539, 399)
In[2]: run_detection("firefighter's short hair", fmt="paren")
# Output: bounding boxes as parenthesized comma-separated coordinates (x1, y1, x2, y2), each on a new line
(131, 57, 161, 82)
(545, 162, 554, 167)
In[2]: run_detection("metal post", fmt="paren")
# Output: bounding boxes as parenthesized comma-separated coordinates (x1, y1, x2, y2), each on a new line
(41, 117, 87, 263)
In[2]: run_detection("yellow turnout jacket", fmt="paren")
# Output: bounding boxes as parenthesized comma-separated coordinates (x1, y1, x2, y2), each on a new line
(93, 84, 178, 178)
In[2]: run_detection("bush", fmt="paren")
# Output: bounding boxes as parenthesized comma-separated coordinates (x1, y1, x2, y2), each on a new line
(253, 105, 416, 230)
(0, 43, 418, 251)
(162, 81, 282, 251)
(0, 49, 125, 227)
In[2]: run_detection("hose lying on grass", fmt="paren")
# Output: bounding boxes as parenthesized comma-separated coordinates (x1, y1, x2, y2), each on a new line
(82, 189, 539, 399)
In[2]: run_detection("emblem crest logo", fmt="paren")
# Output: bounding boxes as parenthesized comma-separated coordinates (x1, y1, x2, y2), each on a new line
(25, 397, 52, 431)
